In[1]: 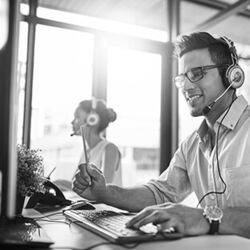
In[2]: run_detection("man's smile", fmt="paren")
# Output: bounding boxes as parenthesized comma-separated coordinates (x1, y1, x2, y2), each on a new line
(185, 92, 203, 106)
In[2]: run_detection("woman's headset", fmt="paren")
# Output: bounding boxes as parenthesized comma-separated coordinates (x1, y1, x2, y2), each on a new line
(86, 98, 100, 127)
(216, 35, 245, 89)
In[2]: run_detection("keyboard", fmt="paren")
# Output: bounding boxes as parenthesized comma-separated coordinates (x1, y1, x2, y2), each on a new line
(64, 209, 181, 243)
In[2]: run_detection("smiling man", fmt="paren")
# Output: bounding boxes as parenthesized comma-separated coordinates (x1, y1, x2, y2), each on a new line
(72, 32, 250, 239)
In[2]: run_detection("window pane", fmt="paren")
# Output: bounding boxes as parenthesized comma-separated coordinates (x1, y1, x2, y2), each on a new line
(30, 25, 93, 180)
(107, 47, 161, 186)
(36, 6, 166, 42)
(20, 2, 29, 15)
(17, 22, 28, 144)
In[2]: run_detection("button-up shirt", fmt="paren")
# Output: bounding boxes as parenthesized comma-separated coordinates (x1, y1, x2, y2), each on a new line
(145, 95, 250, 208)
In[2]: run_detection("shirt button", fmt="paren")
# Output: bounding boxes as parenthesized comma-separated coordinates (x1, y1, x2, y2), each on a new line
(210, 194, 215, 200)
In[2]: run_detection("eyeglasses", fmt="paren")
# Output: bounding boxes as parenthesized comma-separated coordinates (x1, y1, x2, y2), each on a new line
(174, 65, 227, 89)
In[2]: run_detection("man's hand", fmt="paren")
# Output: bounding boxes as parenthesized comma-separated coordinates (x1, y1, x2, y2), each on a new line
(126, 203, 210, 237)
(72, 163, 107, 202)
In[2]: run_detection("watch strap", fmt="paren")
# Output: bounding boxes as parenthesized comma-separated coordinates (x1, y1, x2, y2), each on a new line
(208, 220, 219, 234)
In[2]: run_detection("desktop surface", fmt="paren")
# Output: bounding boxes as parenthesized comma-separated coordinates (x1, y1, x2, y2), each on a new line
(0, 216, 53, 248)
(22, 204, 250, 250)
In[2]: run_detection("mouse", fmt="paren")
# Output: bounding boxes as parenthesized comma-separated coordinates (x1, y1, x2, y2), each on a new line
(64, 201, 96, 211)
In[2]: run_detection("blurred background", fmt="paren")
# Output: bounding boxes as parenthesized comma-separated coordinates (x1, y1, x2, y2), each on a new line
(16, 0, 250, 196)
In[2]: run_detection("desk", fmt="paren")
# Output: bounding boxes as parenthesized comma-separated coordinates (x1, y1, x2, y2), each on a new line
(23, 208, 250, 250)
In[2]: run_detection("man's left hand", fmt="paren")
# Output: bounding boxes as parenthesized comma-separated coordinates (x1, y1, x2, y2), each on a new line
(126, 202, 210, 237)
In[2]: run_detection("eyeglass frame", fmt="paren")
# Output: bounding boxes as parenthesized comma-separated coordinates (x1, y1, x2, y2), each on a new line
(174, 64, 228, 89)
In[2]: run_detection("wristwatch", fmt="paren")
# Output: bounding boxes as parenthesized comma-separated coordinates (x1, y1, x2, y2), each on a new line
(203, 205, 223, 234)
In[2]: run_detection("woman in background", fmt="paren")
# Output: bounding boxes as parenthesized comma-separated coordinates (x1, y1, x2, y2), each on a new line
(71, 99, 122, 186)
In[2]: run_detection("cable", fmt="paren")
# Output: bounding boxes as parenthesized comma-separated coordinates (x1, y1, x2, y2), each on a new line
(197, 91, 236, 207)
(32, 211, 63, 220)
(36, 219, 70, 224)
(32, 200, 93, 221)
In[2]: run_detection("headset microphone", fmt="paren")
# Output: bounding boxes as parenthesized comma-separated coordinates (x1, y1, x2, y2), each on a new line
(70, 128, 81, 137)
(202, 104, 214, 115)
(202, 81, 234, 115)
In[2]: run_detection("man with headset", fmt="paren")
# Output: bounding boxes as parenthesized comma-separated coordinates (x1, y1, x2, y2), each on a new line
(72, 32, 250, 238)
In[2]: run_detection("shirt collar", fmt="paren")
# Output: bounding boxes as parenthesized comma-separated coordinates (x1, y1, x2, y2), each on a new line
(216, 95, 248, 130)
(197, 95, 248, 140)
(197, 119, 208, 141)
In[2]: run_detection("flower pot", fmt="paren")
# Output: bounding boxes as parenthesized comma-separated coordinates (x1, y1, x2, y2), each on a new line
(16, 193, 25, 216)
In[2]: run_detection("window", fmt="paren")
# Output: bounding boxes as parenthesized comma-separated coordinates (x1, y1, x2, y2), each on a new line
(17, 22, 28, 144)
(30, 25, 93, 180)
(107, 47, 161, 186)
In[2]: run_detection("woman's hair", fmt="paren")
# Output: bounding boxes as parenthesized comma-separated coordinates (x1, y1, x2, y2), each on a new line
(174, 32, 236, 85)
(78, 99, 117, 133)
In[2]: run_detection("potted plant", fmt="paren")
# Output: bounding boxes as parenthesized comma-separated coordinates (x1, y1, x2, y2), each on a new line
(17, 144, 45, 214)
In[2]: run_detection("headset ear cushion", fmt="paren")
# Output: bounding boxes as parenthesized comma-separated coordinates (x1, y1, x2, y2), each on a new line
(86, 112, 100, 126)
(225, 65, 245, 89)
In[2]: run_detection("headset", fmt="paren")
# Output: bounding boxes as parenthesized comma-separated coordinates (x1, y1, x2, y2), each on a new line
(216, 35, 245, 89)
(86, 97, 100, 127)
(202, 35, 245, 115)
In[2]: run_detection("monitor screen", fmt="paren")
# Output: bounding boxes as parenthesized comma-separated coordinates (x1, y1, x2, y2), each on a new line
(0, 0, 20, 221)
(0, 0, 9, 50)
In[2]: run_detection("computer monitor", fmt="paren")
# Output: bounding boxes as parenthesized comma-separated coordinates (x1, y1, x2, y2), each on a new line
(0, 0, 9, 51)
(0, 2, 54, 247)
(0, 0, 21, 222)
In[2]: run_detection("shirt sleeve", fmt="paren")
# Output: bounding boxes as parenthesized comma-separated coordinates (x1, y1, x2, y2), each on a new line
(144, 142, 192, 204)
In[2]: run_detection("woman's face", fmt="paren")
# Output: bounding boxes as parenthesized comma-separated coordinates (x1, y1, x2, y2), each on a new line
(71, 107, 88, 135)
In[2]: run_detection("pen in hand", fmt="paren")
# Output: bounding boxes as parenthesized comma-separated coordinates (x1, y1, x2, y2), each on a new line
(80, 125, 91, 186)
(80, 125, 89, 164)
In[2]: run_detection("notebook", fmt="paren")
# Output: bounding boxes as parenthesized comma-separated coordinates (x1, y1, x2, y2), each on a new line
(64, 209, 182, 243)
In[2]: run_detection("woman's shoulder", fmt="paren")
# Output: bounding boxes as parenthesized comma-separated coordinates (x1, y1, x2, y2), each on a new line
(94, 139, 119, 152)
(104, 141, 121, 156)
(105, 141, 119, 151)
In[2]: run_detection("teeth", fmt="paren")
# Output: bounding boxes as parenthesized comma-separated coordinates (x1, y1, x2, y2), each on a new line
(185, 94, 201, 105)
(188, 95, 200, 102)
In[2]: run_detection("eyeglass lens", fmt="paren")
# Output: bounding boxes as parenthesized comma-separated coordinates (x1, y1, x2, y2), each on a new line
(187, 68, 204, 82)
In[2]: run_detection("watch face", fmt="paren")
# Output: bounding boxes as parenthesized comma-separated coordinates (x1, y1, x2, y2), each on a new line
(204, 206, 223, 221)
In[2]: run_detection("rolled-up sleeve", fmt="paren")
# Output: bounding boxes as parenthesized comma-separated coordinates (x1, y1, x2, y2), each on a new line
(144, 142, 192, 204)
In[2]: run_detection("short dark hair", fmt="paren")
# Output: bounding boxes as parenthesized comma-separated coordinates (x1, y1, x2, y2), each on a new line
(174, 32, 235, 84)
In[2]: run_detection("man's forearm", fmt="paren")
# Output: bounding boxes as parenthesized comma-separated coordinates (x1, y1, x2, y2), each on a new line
(220, 207, 250, 238)
(100, 184, 157, 212)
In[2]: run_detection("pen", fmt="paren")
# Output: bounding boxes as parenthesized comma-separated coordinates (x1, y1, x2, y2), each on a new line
(80, 125, 89, 165)
(47, 166, 56, 180)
